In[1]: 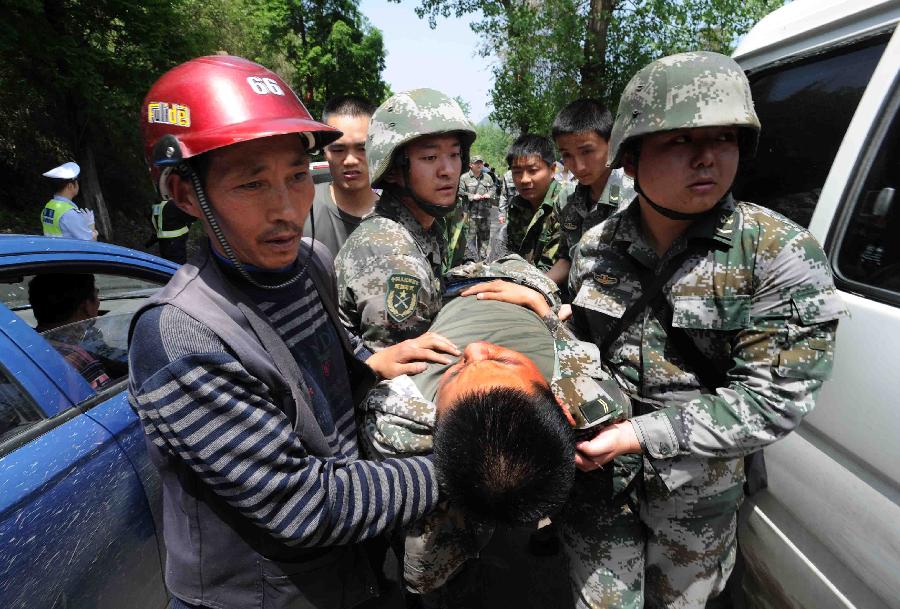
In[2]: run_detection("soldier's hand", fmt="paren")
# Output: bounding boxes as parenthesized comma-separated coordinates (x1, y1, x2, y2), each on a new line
(498, 215, 506, 224)
(557, 304, 573, 321)
(367, 332, 461, 380)
(574, 421, 642, 472)
(459, 280, 550, 318)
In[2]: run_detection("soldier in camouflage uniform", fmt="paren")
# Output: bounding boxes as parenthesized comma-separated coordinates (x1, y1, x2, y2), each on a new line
(358, 256, 631, 600)
(564, 51, 847, 609)
(504, 134, 575, 273)
(491, 169, 518, 259)
(456, 155, 496, 262)
(550, 99, 635, 287)
(335, 89, 476, 350)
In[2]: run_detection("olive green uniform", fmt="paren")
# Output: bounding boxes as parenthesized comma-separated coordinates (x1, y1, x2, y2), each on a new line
(505, 179, 574, 271)
(557, 169, 634, 262)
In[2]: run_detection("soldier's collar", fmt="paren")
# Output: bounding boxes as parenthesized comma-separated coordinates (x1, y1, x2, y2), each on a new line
(610, 199, 643, 247)
(375, 190, 432, 236)
(575, 173, 615, 210)
(541, 179, 562, 208)
(611, 194, 738, 249)
(685, 194, 739, 248)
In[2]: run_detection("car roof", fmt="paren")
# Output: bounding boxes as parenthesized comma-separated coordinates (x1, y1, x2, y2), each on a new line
(0, 234, 180, 273)
(734, 0, 900, 70)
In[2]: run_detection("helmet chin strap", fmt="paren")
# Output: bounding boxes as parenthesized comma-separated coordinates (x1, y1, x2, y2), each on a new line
(182, 163, 314, 290)
(633, 156, 723, 221)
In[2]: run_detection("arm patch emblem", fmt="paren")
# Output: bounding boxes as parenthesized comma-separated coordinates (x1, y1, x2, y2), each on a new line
(386, 273, 421, 322)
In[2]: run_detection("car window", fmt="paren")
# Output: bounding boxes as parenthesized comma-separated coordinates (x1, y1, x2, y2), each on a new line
(834, 86, 900, 301)
(0, 365, 44, 443)
(39, 315, 130, 391)
(4, 272, 162, 401)
(734, 35, 890, 227)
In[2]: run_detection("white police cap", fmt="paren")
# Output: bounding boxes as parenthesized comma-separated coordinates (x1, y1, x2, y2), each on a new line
(42, 161, 80, 180)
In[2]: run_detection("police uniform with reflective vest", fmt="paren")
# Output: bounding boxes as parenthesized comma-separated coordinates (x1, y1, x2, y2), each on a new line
(151, 199, 193, 264)
(41, 161, 94, 240)
(41, 196, 95, 240)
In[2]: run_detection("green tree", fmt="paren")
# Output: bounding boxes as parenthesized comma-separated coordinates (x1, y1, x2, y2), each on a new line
(397, 0, 785, 134)
(247, 0, 390, 119)
(0, 0, 213, 239)
(471, 122, 514, 171)
(0, 0, 390, 246)
(454, 95, 472, 118)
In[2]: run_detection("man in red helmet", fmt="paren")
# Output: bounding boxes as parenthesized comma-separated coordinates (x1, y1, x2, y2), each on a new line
(128, 55, 459, 609)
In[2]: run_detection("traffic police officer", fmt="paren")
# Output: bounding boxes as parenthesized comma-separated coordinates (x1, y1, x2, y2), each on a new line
(40, 162, 97, 240)
(563, 51, 847, 609)
(149, 198, 194, 264)
(335, 89, 476, 350)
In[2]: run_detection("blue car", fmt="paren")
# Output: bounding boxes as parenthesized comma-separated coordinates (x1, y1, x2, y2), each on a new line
(0, 235, 179, 609)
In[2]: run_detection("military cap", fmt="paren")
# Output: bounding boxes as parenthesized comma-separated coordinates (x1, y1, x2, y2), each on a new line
(470, 155, 484, 163)
(42, 162, 81, 180)
(608, 51, 760, 168)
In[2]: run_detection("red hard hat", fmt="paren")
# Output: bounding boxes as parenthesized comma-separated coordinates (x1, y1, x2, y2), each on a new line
(141, 55, 339, 176)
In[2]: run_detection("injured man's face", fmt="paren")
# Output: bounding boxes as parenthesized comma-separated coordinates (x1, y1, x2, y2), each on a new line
(436, 341, 576, 425)
(431, 341, 577, 524)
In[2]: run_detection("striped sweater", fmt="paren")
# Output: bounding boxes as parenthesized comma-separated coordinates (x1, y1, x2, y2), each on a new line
(129, 266, 438, 548)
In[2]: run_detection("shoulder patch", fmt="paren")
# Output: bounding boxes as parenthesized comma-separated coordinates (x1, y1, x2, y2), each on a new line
(386, 273, 421, 322)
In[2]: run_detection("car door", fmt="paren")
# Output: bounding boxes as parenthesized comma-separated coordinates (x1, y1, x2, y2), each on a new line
(733, 18, 900, 609)
(0, 255, 174, 609)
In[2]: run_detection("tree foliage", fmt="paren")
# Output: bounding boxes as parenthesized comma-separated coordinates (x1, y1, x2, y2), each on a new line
(470, 122, 515, 171)
(401, 0, 785, 134)
(0, 0, 389, 246)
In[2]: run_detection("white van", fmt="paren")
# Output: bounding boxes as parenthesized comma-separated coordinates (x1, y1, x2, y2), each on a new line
(731, 1, 900, 608)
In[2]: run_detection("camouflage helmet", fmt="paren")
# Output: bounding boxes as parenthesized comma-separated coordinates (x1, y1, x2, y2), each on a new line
(368, 89, 476, 188)
(608, 51, 760, 168)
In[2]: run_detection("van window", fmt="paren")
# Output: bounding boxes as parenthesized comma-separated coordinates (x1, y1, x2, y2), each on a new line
(734, 36, 889, 226)
(834, 87, 900, 300)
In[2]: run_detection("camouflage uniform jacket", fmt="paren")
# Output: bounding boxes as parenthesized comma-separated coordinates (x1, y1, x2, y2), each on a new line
(570, 195, 847, 503)
(557, 168, 635, 262)
(497, 169, 517, 221)
(360, 256, 631, 593)
(506, 178, 574, 271)
(334, 189, 447, 350)
(458, 170, 496, 215)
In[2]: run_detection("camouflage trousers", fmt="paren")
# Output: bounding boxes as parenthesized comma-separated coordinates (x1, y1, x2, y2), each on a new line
(465, 206, 491, 262)
(560, 460, 740, 609)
